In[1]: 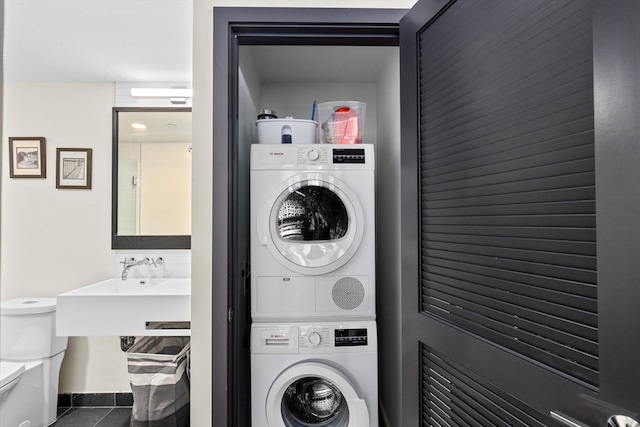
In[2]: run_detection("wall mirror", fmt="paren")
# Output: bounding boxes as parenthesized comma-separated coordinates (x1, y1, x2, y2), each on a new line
(112, 107, 192, 249)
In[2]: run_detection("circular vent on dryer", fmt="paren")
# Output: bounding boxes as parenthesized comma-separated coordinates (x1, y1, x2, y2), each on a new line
(332, 277, 365, 310)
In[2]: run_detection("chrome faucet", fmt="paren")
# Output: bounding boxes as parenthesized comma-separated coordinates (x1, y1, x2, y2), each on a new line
(120, 256, 165, 280)
(139, 257, 155, 267)
(120, 257, 138, 280)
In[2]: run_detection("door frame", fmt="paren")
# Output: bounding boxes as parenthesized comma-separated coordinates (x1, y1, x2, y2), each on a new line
(212, 7, 406, 425)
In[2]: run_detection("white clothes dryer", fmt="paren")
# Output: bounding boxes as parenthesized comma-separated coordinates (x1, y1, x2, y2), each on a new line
(250, 320, 378, 427)
(250, 144, 375, 322)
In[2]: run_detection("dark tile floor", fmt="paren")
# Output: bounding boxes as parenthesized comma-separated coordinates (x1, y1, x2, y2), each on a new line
(53, 407, 132, 427)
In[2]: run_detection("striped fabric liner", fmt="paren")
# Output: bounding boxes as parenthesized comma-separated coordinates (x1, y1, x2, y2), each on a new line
(127, 337, 190, 424)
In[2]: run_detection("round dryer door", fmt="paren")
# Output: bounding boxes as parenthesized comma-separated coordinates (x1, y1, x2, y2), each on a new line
(266, 362, 370, 427)
(260, 173, 364, 275)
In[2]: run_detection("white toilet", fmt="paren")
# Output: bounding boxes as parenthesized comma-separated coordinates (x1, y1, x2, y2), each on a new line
(0, 298, 68, 427)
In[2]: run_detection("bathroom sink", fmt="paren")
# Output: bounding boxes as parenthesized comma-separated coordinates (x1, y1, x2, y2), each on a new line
(56, 278, 190, 336)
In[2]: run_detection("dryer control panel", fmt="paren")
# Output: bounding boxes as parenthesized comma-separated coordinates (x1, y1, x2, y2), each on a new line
(251, 144, 374, 170)
(332, 148, 366, 164)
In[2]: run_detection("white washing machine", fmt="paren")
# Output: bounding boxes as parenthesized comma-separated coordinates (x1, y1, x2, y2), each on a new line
(250, 144, 375, 322)
(251, 320, 378, 427)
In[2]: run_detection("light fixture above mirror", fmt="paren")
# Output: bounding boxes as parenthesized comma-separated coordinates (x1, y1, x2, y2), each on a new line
(129, 88, 193, 105)
(130, 88, 193, 98)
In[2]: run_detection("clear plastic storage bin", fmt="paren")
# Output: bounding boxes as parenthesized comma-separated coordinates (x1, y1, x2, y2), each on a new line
(318, 101, 366, 144)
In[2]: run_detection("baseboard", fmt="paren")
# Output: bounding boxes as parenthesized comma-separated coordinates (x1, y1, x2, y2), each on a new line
(57, 392, 134, 408)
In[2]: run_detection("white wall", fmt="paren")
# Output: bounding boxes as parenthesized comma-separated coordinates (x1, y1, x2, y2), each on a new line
(1, 82, 131, 392)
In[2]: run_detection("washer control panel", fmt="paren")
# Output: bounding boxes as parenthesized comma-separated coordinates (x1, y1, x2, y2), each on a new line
(298, 324, 371, 352)
(335, 328, 368, 346)
(299, 326, 331, 349)
(252, 321, 376, 354)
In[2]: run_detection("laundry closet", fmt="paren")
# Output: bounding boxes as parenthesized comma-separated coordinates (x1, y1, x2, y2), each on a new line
(213, 8, 407, 425)
(210, 3, 640, 426)
(238, 45, 400, 424)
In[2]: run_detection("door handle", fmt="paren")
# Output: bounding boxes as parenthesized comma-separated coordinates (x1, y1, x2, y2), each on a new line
(551, 412, 640, 427)
(550, 411, 588, 427)
(608, 415, 640, 427)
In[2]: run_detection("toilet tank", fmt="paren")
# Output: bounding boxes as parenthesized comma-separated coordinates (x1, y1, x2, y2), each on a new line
(0, 298, 68, 360)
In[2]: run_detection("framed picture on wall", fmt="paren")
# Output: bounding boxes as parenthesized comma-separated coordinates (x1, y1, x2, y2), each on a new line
(56, 148, 93, 189)
(8, 137, 47, 178)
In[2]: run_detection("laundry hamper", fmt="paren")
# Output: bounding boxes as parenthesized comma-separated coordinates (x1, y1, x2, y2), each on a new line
(126, 336, 191, 427)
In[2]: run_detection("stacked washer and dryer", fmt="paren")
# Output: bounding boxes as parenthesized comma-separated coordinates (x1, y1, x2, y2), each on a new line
(250, 143, 378, 427)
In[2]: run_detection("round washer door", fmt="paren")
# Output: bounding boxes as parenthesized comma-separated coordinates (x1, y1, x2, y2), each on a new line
(265, 362, 370, 427)
(258, 173, 364, 276)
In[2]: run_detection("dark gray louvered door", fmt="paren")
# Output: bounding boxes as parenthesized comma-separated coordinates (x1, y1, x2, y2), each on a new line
(400, 1, 640, 426)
